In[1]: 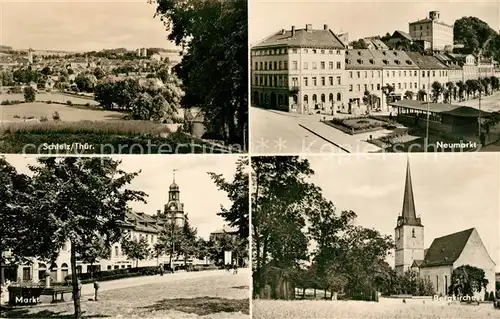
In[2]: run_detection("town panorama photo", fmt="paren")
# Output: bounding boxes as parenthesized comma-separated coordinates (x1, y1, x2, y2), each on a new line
(250, 0, 500, 154)
(0, 0, 248, 154)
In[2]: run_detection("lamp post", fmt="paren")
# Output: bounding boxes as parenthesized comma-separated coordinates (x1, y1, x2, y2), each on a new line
(424, 70, 431, 152)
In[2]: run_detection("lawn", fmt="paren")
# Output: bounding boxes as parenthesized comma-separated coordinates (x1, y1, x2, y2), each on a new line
(1, 93, 100, 106)
(0, 102, 123, 122)
(252, 299, 499, 319)
(1, 272, 250, 318)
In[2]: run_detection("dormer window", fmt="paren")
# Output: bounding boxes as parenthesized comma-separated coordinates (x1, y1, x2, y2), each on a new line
(383, 59, 388, 65)
(358, 59, 363, 64)
(346, 59, 351, 64)
(394, 52, 398, 56)
(406, 60, 412, 64)
(382, 51, 387, 56)
(358, 51, 362, 56)
(369, 59, 374, 64)
(394, 60, 400, 65)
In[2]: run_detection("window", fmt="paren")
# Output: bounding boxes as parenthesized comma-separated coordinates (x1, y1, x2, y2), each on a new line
(364, 84, 368, 91)
(377, 84, 381, 90)
(304, 62, 308, 69)
(259, 62, 263, 70)
(357, 84, 361, 91)
(357, 71, 360, 78)
(349, 71, 353, 78)
(349, 85, 353, 92)
(432, 71, 436, 77)
(321, 77, 325, 86)
(412, 229, 415, 238)
(274, 61, 277, 70)
(329, 76, 333, 86)
(312, 62, 317, 69)
(321, 61, 325, 69)
(336, 76, 341, 85)
(404, 83, 407, 89)
(422, 71, 425, 77)
(107, 265, 112, 270)
(114, 265, 119, 270)
(398, 83, 401, 89)
(321, 49, 325, 54)
(254, 62, 258, 70)
(364, 71, 367, 78)
(392, 71, 395, 77)
(414, 82, 417, 88)
(284, 61, 288, 69)
(398, 71, 401, 76)
(312, 49, 317, 54)
(386, 71, 390, 77)
(371, 84, 374, 90)
(115, 246, 119, 257)
(292, 77, 298, 86)
(336, 61, 341, 69)
(329, 61, 334, 69)
(404, 71, 406, 77)
(371, 71, 374, 78)
(414, 71, 417, 76)
(337, 50, 341, 55)
(292, 61, 297, 70)
(312, 77, 317, 86)
(279, 61, 282, 69)
(410, 82, 412, 89)
(337, 93, 341, 101)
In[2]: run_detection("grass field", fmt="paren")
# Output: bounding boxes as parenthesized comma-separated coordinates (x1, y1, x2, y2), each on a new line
(2, 272, 250, 319)
(1, 93, 100, 106)
(252, 299, 499, 319)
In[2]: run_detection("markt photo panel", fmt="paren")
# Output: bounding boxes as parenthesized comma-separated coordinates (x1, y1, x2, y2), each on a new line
(0, 155, 250, 319)
(0, 0, 247, 154)
(250, 0, 500, 154)
(251, 154, 500, 319)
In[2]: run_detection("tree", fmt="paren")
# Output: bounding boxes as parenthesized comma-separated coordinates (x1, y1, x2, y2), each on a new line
(431, 81, 443, 103)
(362, 90, 379, 111)
(121, 235, 151, 268)
(404, 90, 414, 100)
(152, 0, 248, 147)
(252, 156, 314, 297)
(76, 235, 111, 279)
(41, 66, 52, 76)
(75, 73, 97, 93)
(28, 157, 147, 319)
(93, 67, 106, 80)
(177, 218, 198, 268)
(349, 39, 368, 49)
(449, 265, 489, 298)
(417, 89, 427, 101)
(130, 92, 154, 120)
(382, 84, 395, 105)
(157, 223, 184, 270)
(0, 70, 14, 86)
(208, 157, 249, 241)
(23, 86, 36, 102)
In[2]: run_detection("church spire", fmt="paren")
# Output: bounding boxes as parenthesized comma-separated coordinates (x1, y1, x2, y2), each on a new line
(399, 158, 422, 226)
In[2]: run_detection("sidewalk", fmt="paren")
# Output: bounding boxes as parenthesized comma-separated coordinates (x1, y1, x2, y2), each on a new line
(299, 120, 381, 153)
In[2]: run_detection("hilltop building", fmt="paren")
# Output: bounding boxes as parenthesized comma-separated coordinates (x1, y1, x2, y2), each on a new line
(409, 11, 453, 52)
(394, 160, 496, 298)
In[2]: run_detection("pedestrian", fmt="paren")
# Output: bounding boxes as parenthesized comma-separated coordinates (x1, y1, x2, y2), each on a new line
(93, 280, 100, 301)
(77, 278, 82, 299)
(233, 264, 238, 275)
(159, 263, 164, 276)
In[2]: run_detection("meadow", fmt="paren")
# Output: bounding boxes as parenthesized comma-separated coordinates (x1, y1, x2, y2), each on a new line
(252, 299, 499, 319)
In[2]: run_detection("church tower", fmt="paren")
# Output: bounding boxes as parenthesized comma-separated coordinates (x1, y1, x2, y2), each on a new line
(394, 159, 424, 274)
(163, 170, 186, 227)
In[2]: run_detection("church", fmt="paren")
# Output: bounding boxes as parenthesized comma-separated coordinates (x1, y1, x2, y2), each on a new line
(394, 160, 496, 298)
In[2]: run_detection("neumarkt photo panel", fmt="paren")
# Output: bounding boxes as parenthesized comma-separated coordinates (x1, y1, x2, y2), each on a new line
(250, 0, 500, 154)
(0, 155, 250, 318)
(0, 0, 248, 154)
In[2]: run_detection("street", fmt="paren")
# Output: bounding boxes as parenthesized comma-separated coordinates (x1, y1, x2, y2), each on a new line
(2, 269, 250, 319)
(250, 107, 380, 154)
(456, 91, 500, 112)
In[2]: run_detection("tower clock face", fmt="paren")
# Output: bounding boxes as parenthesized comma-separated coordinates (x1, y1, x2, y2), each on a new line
(169, 203, 176, 211)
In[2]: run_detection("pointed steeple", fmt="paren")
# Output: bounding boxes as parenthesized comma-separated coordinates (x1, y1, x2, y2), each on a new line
(398, 158, 422, 227)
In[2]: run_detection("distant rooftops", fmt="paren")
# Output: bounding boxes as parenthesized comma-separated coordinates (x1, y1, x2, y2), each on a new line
(252, 24, 346, 50)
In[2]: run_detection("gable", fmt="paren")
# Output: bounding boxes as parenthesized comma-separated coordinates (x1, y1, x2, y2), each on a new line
(453, 228, 496, 270)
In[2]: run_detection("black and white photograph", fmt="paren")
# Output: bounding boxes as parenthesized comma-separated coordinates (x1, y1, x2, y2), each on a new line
(251, 154, 500, 318)
(0, 155, 250, 318)
(250, 1, 500, 153)
(0, 0, 248, 154)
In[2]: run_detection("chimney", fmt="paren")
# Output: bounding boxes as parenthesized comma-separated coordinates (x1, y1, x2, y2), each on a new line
(281, 29, 285, 35)
(306, 24, 312, 31)
(324, 24, 328, 31)
(291, 26, 295, 36)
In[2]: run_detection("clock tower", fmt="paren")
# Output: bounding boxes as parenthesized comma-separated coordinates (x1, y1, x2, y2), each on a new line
(394, 159, 424, 274)
(163, 170, 186, 227)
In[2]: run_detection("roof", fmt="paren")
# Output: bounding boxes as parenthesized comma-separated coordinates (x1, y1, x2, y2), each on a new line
(405, 52, 449, 69)
(345, 49, 418, 70)
(409, 18, 453, 28)
(392, 30, 412, 41)
(433, 53, 462, 70)
(390, 100, 495, 118)
(211, 225, 238, 234)
(363, 37, 389, 50)
(122, 211, 162, 233)
(420, 228, 475, 268)
(411, 260, 424, 268)
(398, 159, 421, 226)
(252, 27, 346, 49)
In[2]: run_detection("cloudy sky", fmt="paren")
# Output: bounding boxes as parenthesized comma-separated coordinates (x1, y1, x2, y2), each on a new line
(304, 153, 500, 271)
(250, 0, 500, 44)
(4, 155, 245, 240)
(0, 0, 177, 51)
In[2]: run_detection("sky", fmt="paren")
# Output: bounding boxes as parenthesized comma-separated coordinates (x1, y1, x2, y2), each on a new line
(4, 154, 245, 240)
(0, 0, 178, 51)
(250, 0, 500, 45)
(304, 153, 500, 271)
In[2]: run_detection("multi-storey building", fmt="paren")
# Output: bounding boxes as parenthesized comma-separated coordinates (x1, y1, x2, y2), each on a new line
(448, 53, 478, 81)
(345, 49, 420, 113)
(406, 52, 449, 101)
(409, 11, 453, 52)
(251, 24, 347, 114)
(1, 176, 192, 284)
(433, 53, 463, 83)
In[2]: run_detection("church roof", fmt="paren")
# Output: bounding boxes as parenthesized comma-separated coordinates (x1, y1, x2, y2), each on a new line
(420, 228, 475, 268)
(397, 159, 422, 226)
(169, 181, 179, 191)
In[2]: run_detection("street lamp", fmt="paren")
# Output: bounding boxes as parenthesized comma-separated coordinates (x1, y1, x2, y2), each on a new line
(424, 70, 431, 152)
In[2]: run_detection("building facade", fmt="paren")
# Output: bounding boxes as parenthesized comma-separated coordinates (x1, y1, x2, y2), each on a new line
(409, 11, 453, 52)
(395, 161, 496, 298)
(251, 24, 347, 114)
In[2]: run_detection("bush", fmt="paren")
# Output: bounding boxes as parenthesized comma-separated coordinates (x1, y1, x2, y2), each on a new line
(67, 100, 73, 106)
(490, 291, 495, 301)
(1, 100, 23, 105)
(23, 87, 36, 102)
(52, 111, 61, 121)
(46, 100, 52, 104)
(13, 115, 20, 119)
(40, 116, 48, 122)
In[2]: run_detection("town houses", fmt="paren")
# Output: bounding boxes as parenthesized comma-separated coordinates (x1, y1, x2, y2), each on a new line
(251, 11, 500, 115)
